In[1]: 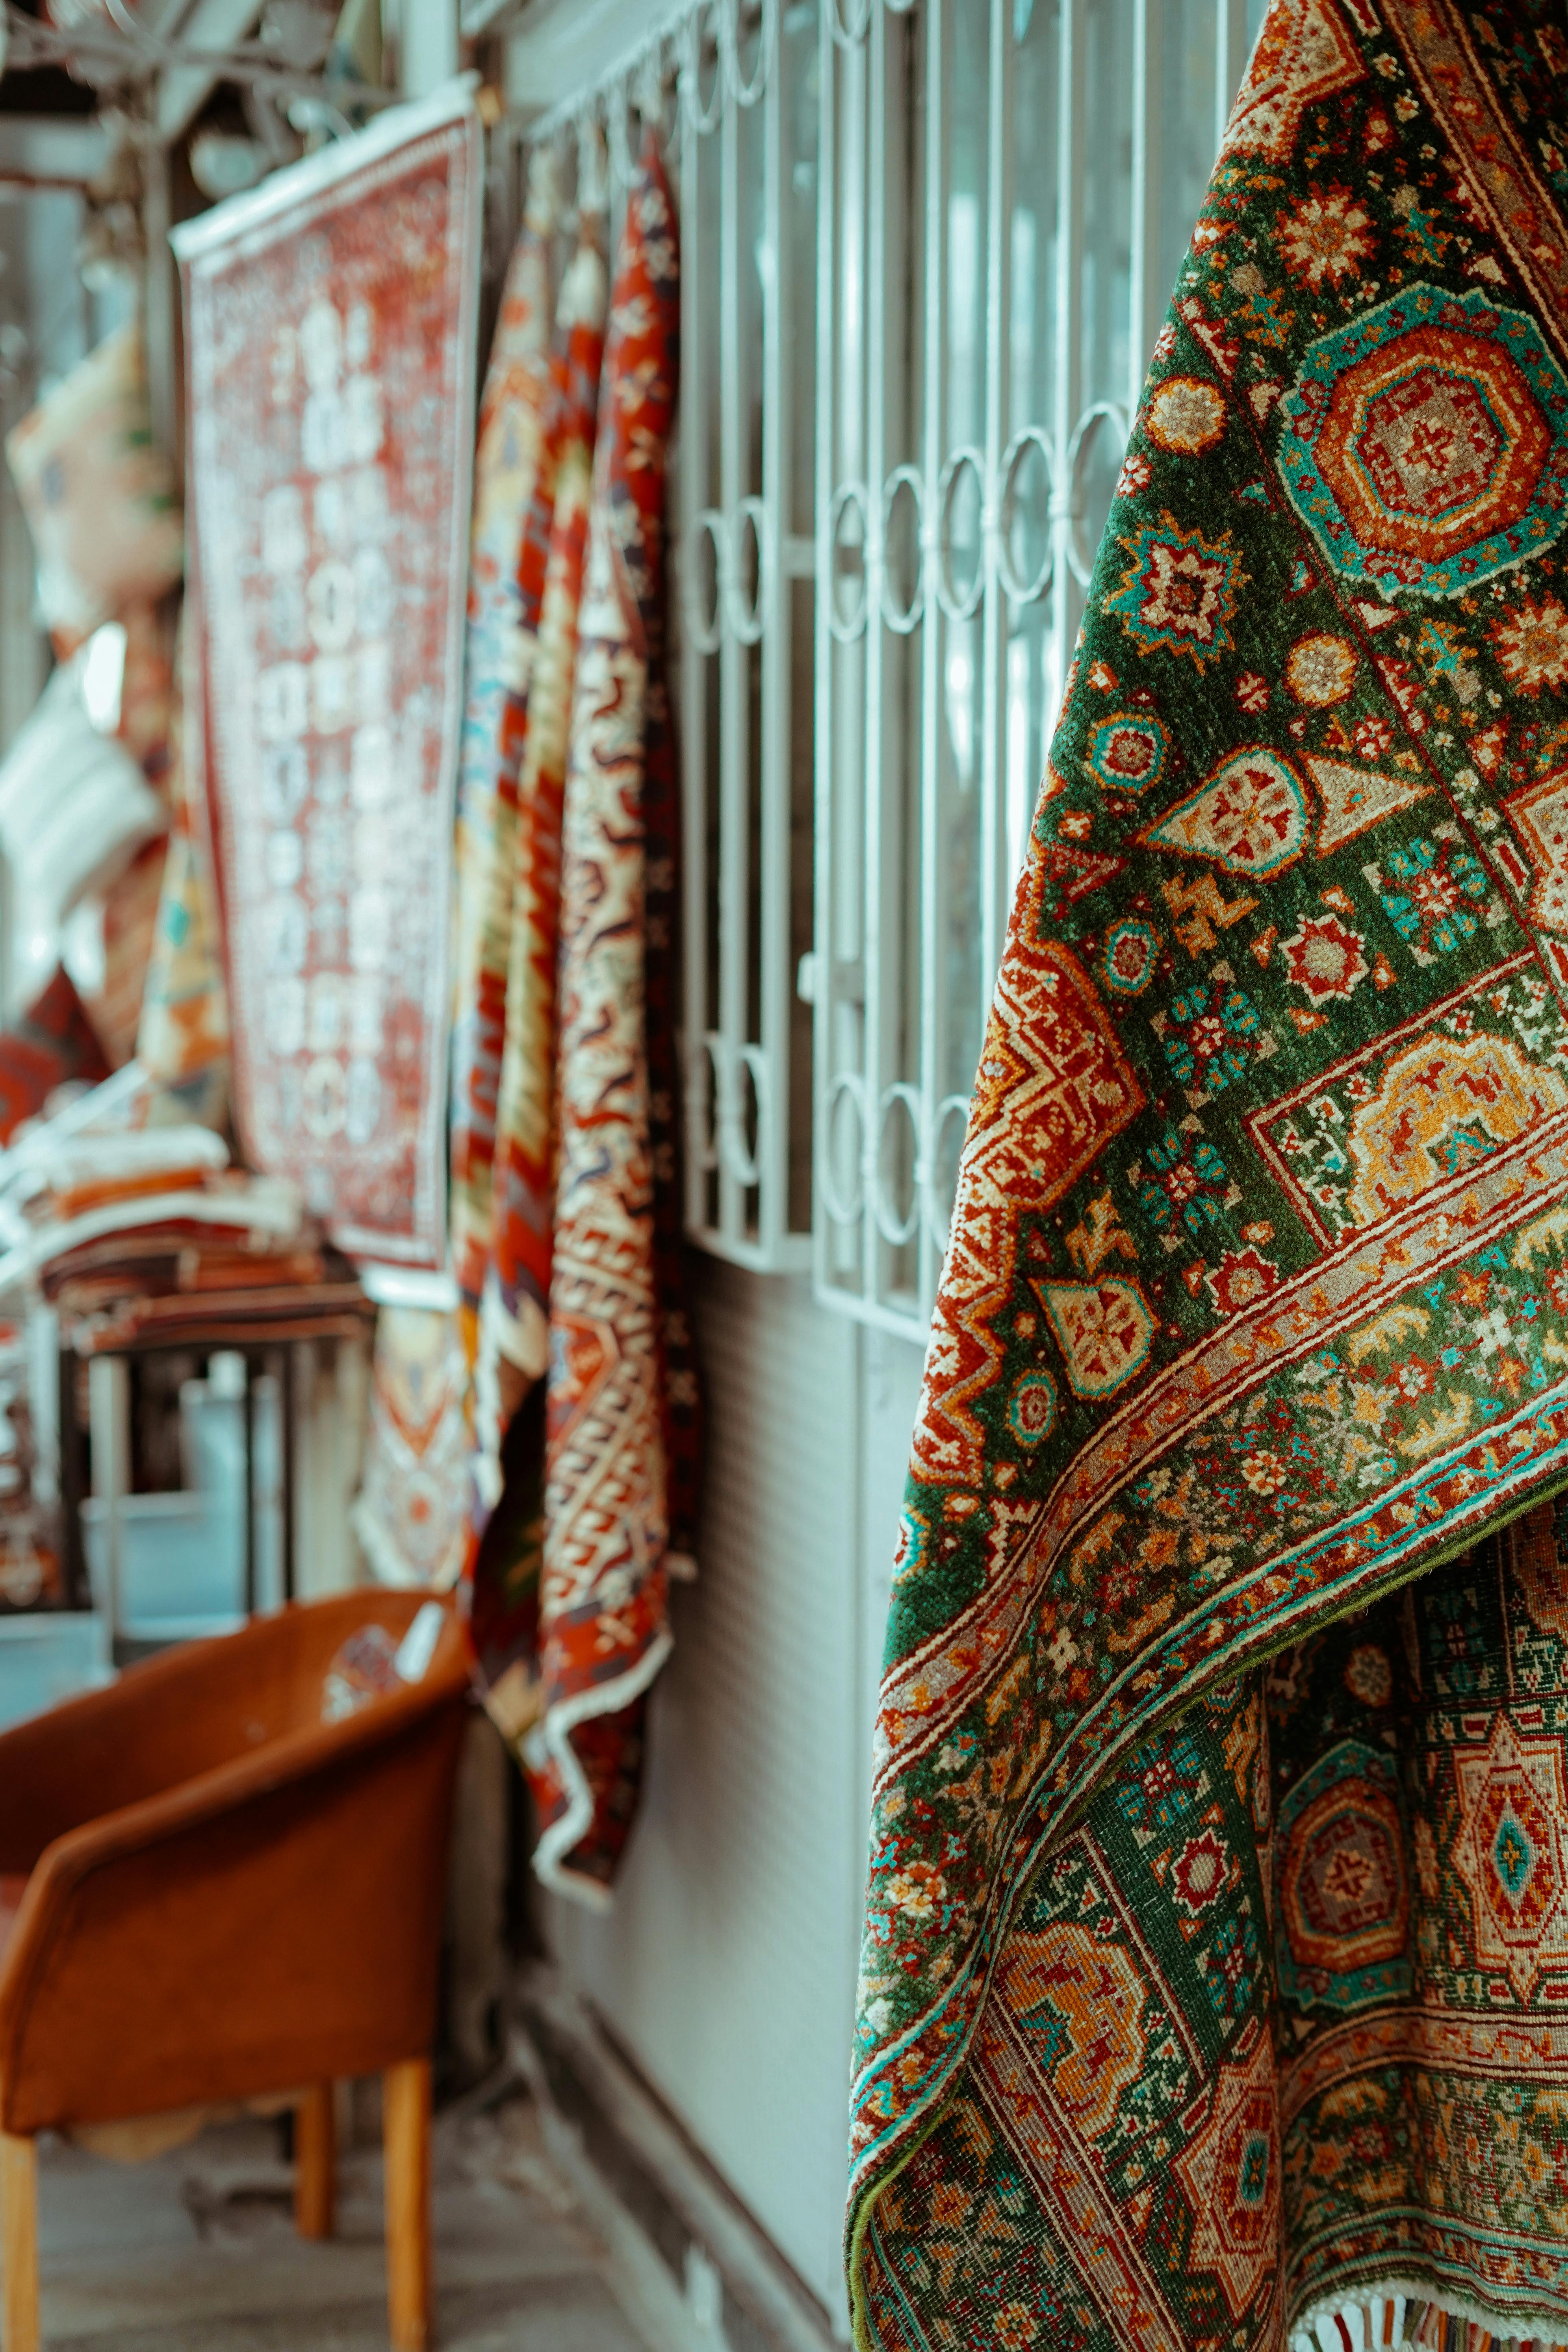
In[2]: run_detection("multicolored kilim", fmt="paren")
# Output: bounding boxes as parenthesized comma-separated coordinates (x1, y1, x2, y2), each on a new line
(482, 203, 608, 1419)
(88, 600, 176, 1070)
(136, 613, 230, 1119)
(850, 1, 1568, 2343)
(449, 150, 560, 1334)
(468, 200, 608, 1749)
(350, 1303, 468, 1591)
(0, 967, 109, 1143)
(526, 133, 689, 1903)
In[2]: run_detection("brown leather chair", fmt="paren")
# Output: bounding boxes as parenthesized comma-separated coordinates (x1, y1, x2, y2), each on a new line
(0, 1590, 471, 2352)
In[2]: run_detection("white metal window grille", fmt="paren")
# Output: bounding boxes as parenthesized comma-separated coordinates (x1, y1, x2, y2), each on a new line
(811, 0, 1264, 1338)
(525, 0, 818, 1277)
(520, 0, 1264, 1323)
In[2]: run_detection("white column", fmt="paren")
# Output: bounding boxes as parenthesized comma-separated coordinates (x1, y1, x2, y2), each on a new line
(401, 0, 460, 100)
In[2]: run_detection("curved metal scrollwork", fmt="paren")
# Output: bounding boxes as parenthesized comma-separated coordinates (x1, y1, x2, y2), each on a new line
(703, 1032, 770, 1191)
(878, 464, 926, 636)
(816, 1071, 968, 1253)
(726, 0, 776, 108)
(829, 0, 874, 50)
(826, 481, 871, 644)
(1063, 399, 1129, 586)
(826, 389, 1130, 655)
(679, 501, 771, 652)
(727, 496, 770, 644)
(935, 446, 986, 621)
(681, 509, 726, 656)
(996, 426, 1055, 605)
(678, 0, 727, 134)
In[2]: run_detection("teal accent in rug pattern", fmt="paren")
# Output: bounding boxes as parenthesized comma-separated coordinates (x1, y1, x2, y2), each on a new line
(848, 0, 1568, 2341)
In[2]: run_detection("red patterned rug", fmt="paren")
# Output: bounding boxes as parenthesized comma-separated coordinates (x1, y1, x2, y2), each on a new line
(528, 132, 694, 1904)
(173, 86, 483, 1273)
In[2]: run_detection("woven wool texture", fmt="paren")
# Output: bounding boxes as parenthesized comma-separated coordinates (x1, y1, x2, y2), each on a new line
(178, 88, 481, 1271)
(527, 132, 693, 1904)
(483, 206, 608, 1416)
(466, 207, 609, 1748)
(849, 0, 1568, 2343)
(136, 614, 230, 1102)
(449, 155, 560, 1332)
(0, 969, 108, 1144)
(351, 1303, 468, 1592)
(88, 602, 177, 1071)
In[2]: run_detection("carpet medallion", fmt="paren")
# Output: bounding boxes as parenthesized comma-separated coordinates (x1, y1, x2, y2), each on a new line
(850, 2, 1568, 2343)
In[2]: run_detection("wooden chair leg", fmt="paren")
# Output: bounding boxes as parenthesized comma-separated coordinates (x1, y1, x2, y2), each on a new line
(0, 2131, 38, 2352)
(294, 2082, 336, 2241)
(384, 2058, 432, 2352)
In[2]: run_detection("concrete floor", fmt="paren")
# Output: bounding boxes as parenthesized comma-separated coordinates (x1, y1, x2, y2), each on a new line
(27, 2095, 657, 2352)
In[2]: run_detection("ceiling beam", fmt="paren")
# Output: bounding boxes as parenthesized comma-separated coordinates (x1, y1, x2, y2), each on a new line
(0, 116, 111, 187)
(153, 0, 266, 146)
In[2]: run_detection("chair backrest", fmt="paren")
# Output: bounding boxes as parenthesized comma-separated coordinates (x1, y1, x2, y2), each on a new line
(0, 1594, 473, 2133)
(0, 1592, 463, 1873)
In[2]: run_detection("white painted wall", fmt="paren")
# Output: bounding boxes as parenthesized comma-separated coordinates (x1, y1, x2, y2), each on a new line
(547, 1257, 924, 2332)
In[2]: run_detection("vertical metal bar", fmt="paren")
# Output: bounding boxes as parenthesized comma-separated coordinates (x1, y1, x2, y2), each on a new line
(1049, 0, 1086, 739)
(1215, 0, 1248, 149)
(811, 0, 837, 1306)
(836, 30, 869, 1303)
(401, 0, 460, 97)
(979, 0, 1009, 1056)
(718, 28, 749, 1251)
(916, 0, 945, 1314)
(681, 56, 711, 1246)
(242, 1351, 256, 1620)
(861, 0, 888, 1312)
(282, 1341, 298, 1606)
(759, 12, 788, 1259)
(58, 1337, 86, 1612)
(87, 1354, 129, 1650)
(1129, 0, 1164, 408)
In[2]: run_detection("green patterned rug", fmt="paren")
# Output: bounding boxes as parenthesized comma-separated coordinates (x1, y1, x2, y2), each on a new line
(849, 0, 1568, 2343)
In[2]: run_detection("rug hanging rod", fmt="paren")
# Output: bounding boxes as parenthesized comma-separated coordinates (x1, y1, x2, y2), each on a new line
(518, 0, 766, 153)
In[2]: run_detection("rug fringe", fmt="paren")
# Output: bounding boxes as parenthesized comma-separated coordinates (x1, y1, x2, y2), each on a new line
(1291, 2288, 1568, 2352)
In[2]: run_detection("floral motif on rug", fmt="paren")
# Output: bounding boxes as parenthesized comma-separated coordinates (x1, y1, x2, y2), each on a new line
(351, 1303, 468, 1591)
(859, 1517, 1568, 2351)
(137, 615, 230, 1108)
(850, 0, 1568, 2342)
(174, 86, 483, 1271)
(448, 150, 561, 1327)
(482, 207, 609, 1412)
(526, 132, 698, 1903)
(467, 200, 609, 1745)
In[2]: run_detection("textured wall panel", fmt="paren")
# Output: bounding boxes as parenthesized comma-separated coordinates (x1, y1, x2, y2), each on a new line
(549, 1260, 878, 2326)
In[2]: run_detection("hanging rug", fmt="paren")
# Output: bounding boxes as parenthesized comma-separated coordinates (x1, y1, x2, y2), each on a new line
(172, 84, 482, 1273)
(850, 2, 1568, 2345)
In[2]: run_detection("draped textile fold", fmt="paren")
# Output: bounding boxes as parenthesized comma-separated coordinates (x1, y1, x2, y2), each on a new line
(449, 151, 561, 1338)
(467, 206, 610, 1741)
(849, 2, 1568, 2343)
(351, 1304, 469, 1592)
(525, 132, 692, 1904)
(135, 613, 229, 1115)
(479, 212, 609, 1450)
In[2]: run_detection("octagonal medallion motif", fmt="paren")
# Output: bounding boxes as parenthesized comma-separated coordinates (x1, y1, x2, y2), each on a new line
(1277, 285, 1568, 596)
(1452, 1711, 1568, 1999)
